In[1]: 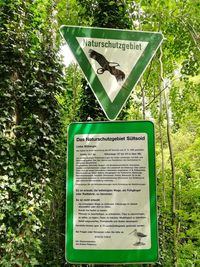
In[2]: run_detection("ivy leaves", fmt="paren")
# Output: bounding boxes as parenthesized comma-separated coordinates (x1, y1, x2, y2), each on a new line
(0, 1, 65, 266)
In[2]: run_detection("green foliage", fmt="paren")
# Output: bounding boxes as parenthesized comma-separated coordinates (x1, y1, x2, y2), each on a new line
(57, 63, 83, 125)
(0, 0, 65, 265)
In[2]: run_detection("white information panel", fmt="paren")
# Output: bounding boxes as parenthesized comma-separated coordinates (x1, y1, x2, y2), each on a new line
(73, 133, 150, 250)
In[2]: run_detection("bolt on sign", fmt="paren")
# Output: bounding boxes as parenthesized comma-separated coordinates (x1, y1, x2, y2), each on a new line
(60, 26, 164, 120)
(66, 121, 158, 264)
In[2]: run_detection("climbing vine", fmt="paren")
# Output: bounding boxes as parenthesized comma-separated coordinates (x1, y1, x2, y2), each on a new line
(0, 0, 65, 265)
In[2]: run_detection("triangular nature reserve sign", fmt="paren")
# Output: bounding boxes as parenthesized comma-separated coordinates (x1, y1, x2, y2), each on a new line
(60, 26, 164, 120)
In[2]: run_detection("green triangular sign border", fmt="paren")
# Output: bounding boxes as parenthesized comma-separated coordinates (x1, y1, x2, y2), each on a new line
(60, 26, 164, 120)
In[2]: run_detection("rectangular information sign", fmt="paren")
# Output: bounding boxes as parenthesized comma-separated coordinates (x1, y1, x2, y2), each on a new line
(66, 121, 158, 263)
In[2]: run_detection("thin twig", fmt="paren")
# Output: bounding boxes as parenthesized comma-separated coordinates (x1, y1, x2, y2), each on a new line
(145, 76, 182, 108)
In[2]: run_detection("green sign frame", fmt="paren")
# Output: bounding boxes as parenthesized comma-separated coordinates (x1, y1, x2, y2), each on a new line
(60, 26, 163, 120)
(66, 121, 158, 264)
